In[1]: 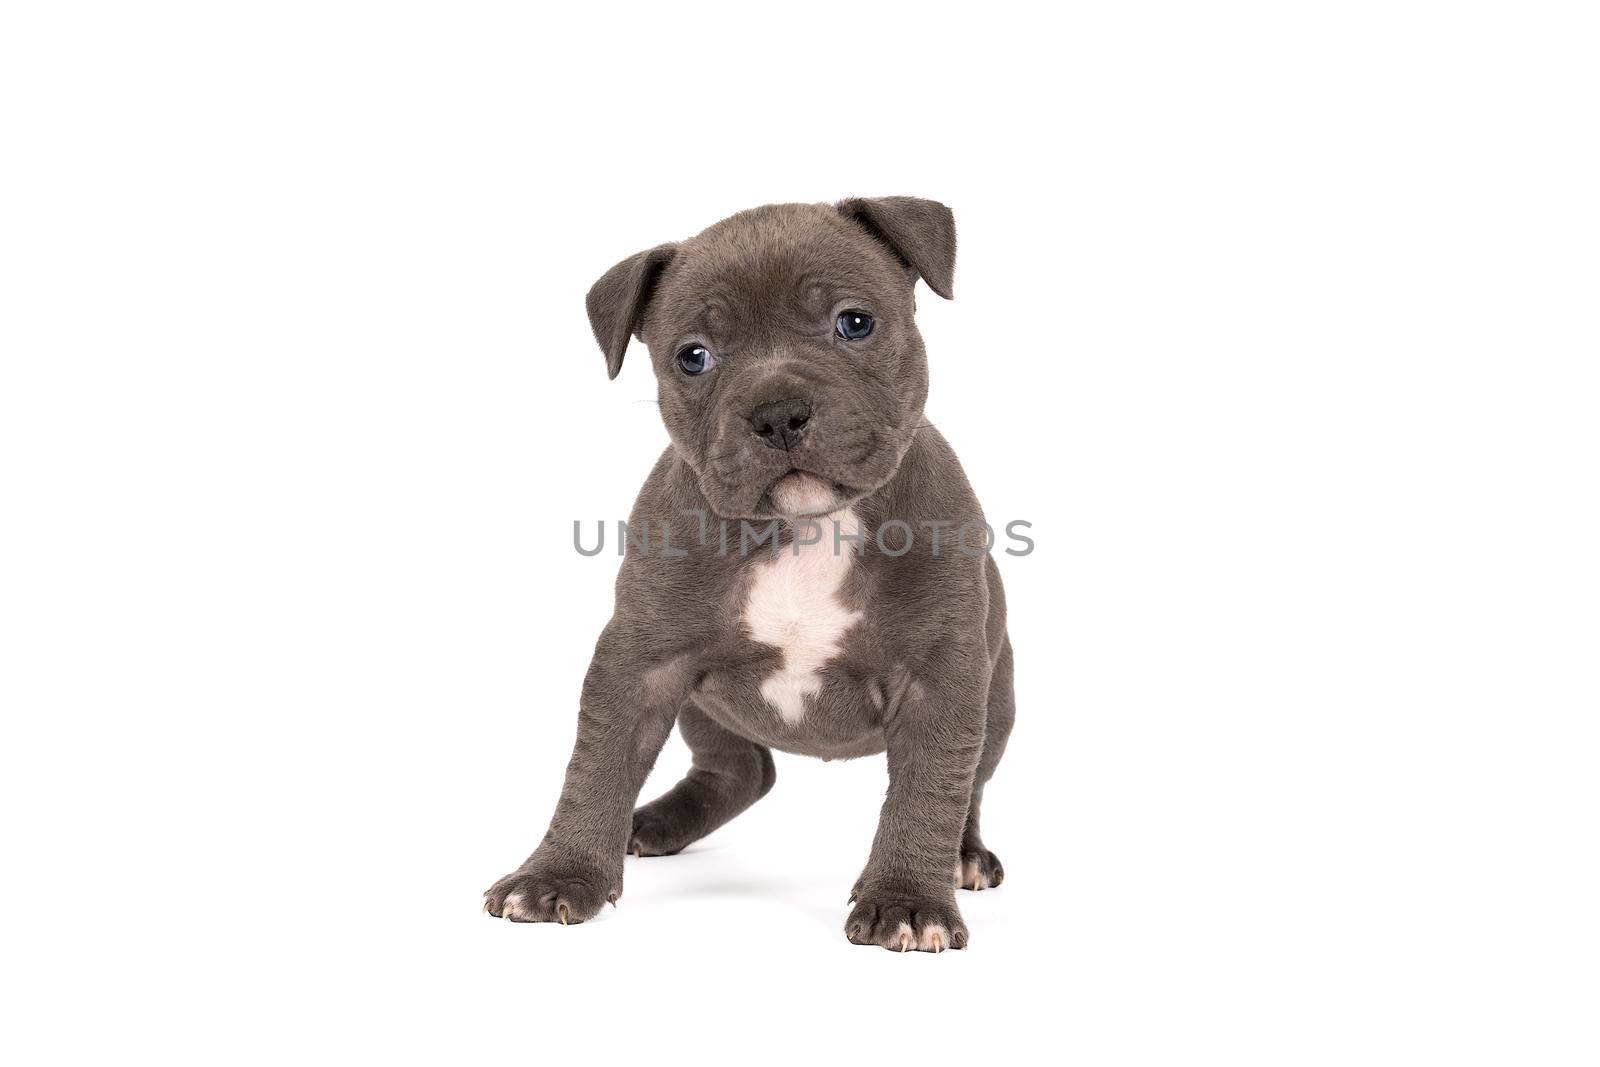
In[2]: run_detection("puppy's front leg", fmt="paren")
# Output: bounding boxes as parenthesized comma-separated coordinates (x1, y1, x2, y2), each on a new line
(485, 625, 680, 924)
(847, 646, 988, 953)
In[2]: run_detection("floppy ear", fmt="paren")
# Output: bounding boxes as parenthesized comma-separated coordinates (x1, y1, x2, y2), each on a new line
(836, 196, 956, 299)
(584, 243, 678, 379)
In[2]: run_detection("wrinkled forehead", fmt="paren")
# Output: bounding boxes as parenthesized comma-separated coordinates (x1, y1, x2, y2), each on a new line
(648, 206, 908, 340)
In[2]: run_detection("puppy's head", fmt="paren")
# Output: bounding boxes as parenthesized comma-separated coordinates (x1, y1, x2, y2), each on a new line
(585, 197, 955, 519)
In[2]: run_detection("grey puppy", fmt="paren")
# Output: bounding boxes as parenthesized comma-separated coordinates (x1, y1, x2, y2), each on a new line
(484, 197, 1014, 952)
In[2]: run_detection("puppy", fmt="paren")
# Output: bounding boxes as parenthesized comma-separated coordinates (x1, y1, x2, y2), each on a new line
(484, 197, 1014, 952)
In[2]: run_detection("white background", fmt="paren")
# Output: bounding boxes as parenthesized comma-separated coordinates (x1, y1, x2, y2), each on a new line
(3, 2, 1596, 1064)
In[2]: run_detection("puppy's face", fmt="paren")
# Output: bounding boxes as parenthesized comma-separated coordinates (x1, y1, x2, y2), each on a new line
(587, 199, 956, 519)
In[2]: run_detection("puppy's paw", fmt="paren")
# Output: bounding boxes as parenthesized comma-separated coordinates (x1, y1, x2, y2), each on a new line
(627, 803, 694, 858)
(957, 846, 1004, 891)
(483, 857, 617, 925)
(845, 891, 968, 953)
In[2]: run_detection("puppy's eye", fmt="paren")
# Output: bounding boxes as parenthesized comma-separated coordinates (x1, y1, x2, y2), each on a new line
(676, 345, 716, 375)
(835, 310, 874, 340)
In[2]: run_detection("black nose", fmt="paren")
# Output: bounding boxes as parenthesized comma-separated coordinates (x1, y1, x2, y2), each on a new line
(750, 398, 812, 450)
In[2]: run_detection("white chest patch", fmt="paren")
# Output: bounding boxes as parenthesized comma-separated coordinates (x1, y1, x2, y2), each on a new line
(743, 509, 863, 724)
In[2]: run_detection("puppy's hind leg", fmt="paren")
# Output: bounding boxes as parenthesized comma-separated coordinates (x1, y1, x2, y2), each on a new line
(629, 704, 776, 857)
(960, 634, 1013, 892)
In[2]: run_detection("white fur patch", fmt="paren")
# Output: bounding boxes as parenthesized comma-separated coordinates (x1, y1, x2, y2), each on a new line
(743, 485, 862, 725)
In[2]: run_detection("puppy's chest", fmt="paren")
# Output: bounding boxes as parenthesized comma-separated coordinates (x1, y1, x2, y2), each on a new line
(738, 510, 865, 724)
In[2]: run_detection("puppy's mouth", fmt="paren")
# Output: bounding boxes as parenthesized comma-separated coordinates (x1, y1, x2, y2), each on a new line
(762, 470, 845, 518)
(696, 421, 909, 520)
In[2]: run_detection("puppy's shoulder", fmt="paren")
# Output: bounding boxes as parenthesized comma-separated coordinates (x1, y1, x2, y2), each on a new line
(626, 446, 700, 523)
(871, 428, 984, 526)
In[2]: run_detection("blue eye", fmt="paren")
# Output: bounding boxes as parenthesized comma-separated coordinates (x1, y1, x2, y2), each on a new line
(676, 345, 715, 375)
(835, 310, 874, 340)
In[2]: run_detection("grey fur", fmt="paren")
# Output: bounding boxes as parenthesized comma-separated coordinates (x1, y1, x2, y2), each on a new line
(485, 198, 1014, 952)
